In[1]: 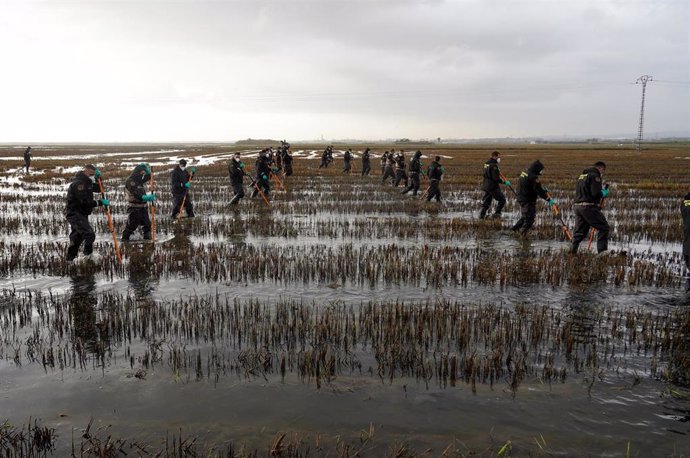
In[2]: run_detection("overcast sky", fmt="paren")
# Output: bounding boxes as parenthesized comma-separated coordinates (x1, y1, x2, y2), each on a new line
(0, 0, 688, 142)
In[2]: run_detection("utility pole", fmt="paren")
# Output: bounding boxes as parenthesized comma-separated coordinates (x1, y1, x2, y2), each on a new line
(635, 75, 652, 152)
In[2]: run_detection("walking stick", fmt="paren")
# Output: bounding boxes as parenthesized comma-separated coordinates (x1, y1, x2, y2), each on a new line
(177, 171, 195, 221)
(270, 172, 285, 191)
(499, 172, 517, 196)
(251, 178, 272, 208)
(96, 178, 123, 264)
(545, 191, 573, 241)
(149, 166, 155, 242)
(587, 184, 608, 250)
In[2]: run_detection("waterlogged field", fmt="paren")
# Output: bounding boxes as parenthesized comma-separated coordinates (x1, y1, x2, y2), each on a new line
(0, 143, 689, 456)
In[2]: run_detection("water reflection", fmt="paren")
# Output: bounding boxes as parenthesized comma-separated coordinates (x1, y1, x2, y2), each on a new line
(69, 271, 98, 353)
(127, 242, 157, 302)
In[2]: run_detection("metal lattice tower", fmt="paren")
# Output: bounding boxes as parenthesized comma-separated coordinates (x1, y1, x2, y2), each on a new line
(635, 75, 653, 151)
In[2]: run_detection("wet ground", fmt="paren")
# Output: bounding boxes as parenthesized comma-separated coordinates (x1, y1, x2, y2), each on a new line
(0, 144, 689, 455)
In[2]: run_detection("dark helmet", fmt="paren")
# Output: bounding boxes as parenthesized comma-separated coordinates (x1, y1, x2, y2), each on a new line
(179, 159, 187, 167)
(414, 150, 422, 157)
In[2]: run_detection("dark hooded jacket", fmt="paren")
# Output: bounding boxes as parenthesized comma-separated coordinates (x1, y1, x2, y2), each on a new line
(683, 192, 690, 256)
(344, 150, 352, 163)
(362, 149, 370, 165)
(395, 154, 406, 171)
(409, 152, 422, 173)
(228, 158, 246, 185)
(428, 160, 444, 180)
(171, 165, 192, 195)
(516, 160, 548, 204)
(481, 158, 503, 191)
(574, 166, 605, 204)
(65, 171, 101, 216)
(256, 154, 271, 179)
(125, 164, 151, 207)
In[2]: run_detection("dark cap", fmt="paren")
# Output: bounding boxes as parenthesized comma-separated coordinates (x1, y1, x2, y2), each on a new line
(179, 159, 187, 166)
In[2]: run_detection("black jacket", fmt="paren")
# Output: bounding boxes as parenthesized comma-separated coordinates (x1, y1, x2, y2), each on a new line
(171, 166, 191, 195)
(409, 156, 422, 174)
(125, 164, 151, 206)
(395, 155, 406, 170)
(65, 171, 101, 216)
(24, 148, 31, 162)
(516, 160, 548, 204)
(481, 158, 503, 191)
(256, 156, 271, 180)
(680, 193, 690, 256)
(344, 150, 352, 163)
(428, 161, 444, 180)
(574, 167, 605, 204)
(228, 159, 246, 186)
(362, 150, 370, 164)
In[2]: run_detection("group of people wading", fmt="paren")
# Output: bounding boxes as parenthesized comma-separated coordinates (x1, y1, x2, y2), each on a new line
(59, 144, 690, 293)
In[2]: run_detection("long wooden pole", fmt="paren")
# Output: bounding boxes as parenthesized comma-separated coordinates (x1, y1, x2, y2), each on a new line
(97, 178, 123, 264)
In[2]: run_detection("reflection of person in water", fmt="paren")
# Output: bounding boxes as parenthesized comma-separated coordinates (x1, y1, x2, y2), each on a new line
(69, 272, 99, 353)
(127, 243, 157, 302)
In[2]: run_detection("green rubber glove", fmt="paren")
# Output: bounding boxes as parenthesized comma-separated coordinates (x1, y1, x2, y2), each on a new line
(95, 169, 102, 178)
(262, 174, 268, 181)
(184, 182, 191, 189)
(142, 193, 156, 202)
(99, 198, 109, 207)
(504, 180, 511, 186)
(601, 188, 609, 198)
(547, 198, 556, 206)
(190, 166, 197, 174)
(239, 163, 245, 169)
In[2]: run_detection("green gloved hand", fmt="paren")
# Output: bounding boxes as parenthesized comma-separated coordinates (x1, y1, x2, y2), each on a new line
(95, 169, 102, 178)
(547, 198, 556, 206)
(261, 174, 268, 181)
(504, 180, 511, 186)
(190, 166, 197, 174)
(601, 188, 609, 198)
(239, 163, 245, 169)
(184, 182, 191, 189)
(142, 193, 156, 202)
(99, 198, 109, 207)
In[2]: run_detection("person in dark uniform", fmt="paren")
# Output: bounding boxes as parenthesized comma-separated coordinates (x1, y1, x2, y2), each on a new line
(402, 150, 423, 195)
(170, 159, 195, 218)
(571, 161, 610, 254)
(380, 151, 389, 176)
(343, 149, 353, 174)
(319, 146, 333, 168)
(361, 148, 371, 176)
(393, 152, 409, 187)
(64, 164, 109, 261)
(282, 147, 293, 177)
(426, 156, 444, 202)
(252, 151, 271, 198)
(122, 163, 155, 241)
(682, 192, 690, 291)
(479, 151, 511, 219)
(229, 153, 247, 205)
(381, 153, 395, 184)
(23, 146, 32, 173)
(511, 160, 554, 235)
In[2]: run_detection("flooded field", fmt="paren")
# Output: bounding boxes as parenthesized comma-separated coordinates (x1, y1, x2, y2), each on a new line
(0, 143, 689, 456)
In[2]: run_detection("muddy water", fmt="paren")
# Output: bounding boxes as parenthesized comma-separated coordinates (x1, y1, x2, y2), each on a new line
(1, 151, 689, 455)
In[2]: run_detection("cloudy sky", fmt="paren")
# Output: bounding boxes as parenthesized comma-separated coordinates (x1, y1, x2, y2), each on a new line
(0, 0, 687, 142)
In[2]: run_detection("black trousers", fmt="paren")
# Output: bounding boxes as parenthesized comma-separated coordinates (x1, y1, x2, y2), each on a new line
(512, 202, 536, 234)
(426, 179, 441, 202)
(401, 172, 420, 195)
(319, 159, 330, 168)
(361, 162, 371, 176)
(343, 161, 351, 173)
(171, 192, 194, 218)
(284, 165, 293, 176)
(66, 212, 95, 260)
(571, 205, 609, 253)
(230, 182, 245, 205)
(382, 166, 395, 183)
(24, 160, 30, 173)
(393, 169, 408, 187)
(480, 188, 506, 217)
(123, 206, 152, 240)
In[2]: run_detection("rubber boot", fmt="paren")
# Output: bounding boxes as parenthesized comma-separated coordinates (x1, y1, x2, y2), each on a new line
(67, 244, 79, 262)
(570, 242, 580, 254)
